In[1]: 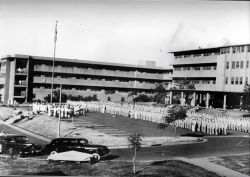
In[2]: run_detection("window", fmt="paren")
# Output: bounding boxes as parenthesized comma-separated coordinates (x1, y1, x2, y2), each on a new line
(248, 45, 250, 52)
(225, 77, 228, 84)
(203, 66, 211, 70)
(232, 61, 235, 69)
(246, 77, 248, 85)
(213, 80, 216, 84)
(231, 77, 234, 84)
(213, 66, 217, 70)
(247, 61, 249, 68)
(236, 61, 239, 69)
(183, 67, 190, 71)
(174, 67, 181, 71)
(240, 61, 244, 69)
(235, 77, 238, 85)
(226, 62, 229, 69)
(232, 47, 236, 53)
(202, 80, 210, 84)
(204, 53, 212, 56)
(236, 47, 241, 53)
(240, 77, 243, 85)
(193, 66, 200, 70)
(241, 46, 244, 52)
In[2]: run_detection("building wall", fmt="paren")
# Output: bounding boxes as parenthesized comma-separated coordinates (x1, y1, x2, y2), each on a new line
(171, 44, 250, 93)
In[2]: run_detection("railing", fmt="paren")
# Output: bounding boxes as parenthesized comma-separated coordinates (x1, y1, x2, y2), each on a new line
(15, 80, 27, 86)
(33, 77, 157, 89)
(33, 65, 166, 80)
(16, 68, 28, 74)
(173, 70, 217, 78)
(173, 55, 217, 65)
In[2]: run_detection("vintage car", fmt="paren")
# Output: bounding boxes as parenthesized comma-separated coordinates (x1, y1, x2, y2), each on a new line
(47, 150, 100, 163)
(0, 133, 42, 157)
(44, 138, 110, 158)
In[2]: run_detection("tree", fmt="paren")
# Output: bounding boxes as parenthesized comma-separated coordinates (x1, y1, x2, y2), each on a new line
(128, 90, 138, 107)
(159, 106, 187, 136)
(154, 83, 168, 104)
(134, 94, 153, 102)
(242, 84, 250, 111)
(128, 131, 143, 175)
(44, 89, 68, 103)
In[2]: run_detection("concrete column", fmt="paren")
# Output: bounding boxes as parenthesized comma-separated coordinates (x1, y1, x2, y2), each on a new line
(223, 94, 227, 110)
(192, 92, 196, 106)
(206, 93, 210, 108)
(181, 92, 184, 105)
(169, 91, 173, 105)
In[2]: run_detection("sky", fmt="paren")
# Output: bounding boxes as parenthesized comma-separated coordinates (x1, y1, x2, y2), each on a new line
(0, 0, 249, 68)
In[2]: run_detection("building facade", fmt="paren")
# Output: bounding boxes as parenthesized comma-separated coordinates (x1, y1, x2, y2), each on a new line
(170, 44, 250, 109)
(0, 54, 172, 104)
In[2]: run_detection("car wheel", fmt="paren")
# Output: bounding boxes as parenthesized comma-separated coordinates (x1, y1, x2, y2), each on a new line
(92, 153, 100, 161)
(50, 151, 57, 155)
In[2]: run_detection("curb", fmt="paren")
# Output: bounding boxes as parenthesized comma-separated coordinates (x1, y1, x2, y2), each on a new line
(108, 138, 207, 149)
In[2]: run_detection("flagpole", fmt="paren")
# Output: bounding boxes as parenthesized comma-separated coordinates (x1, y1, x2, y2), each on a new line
(51, 21, 58, 105)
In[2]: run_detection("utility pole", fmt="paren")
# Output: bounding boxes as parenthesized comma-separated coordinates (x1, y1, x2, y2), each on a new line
(51, 21, 58, 105)
(57, 81, 62, 137)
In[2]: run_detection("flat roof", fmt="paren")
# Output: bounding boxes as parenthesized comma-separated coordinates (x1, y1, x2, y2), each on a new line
(169, 43, 250, 54)
(1, 54, 173, 71)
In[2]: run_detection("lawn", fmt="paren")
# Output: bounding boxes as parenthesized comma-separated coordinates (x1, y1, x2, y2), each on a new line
(210, 153, 250, 176)
(0, 157, 221, 177)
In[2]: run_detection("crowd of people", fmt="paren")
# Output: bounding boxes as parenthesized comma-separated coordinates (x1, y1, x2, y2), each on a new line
(32, 101, 250, 135)
(32, 102, 89, 118)
(67, 101, 168, 124)
(173, 108, 250, 135)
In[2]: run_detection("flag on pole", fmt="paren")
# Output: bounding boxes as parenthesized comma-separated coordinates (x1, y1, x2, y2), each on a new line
(54, 21, 58, 42)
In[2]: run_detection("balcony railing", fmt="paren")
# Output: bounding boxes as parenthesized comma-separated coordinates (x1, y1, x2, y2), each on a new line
(15, 80, 27, 87)
(173, 70, 217, 78)
(33, 77, 157, 89)
(16, 68, 28, 74)
(33, 65, 165, 80)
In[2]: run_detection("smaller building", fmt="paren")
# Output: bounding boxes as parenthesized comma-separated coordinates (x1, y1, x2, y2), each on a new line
(169, 44, 250, 109)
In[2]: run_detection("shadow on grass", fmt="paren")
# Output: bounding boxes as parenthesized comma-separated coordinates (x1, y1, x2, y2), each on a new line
(181, 133, 205, 137)
(101, 154, 119, 161)
(24, 171, 67, 176)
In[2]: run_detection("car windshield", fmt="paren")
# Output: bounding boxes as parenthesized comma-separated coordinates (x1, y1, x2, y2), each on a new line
(13, 136, 29, 143)
(79, 139, 88, 145)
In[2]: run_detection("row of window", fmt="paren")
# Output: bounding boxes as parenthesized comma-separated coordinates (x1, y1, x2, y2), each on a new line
(225, 77, 248, 85)
(174, 80, 216, 84)
(175, 53, 215, 58)
(174, 66, 216, 71)
(175, 46, 250, 59)
(226, 61, 249, 69)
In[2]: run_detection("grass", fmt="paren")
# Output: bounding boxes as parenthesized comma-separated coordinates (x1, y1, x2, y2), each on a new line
(0, 157, 221, 177)
(210, 153, 250, 176)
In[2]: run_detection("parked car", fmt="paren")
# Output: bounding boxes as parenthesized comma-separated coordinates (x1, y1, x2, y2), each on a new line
(47, 150, 100, 163)
(45, 138, 110, 158)
(0, 133, 42, 157)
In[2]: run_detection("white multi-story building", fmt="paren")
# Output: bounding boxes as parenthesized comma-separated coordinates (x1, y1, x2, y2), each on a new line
(169, 44, 250, 109)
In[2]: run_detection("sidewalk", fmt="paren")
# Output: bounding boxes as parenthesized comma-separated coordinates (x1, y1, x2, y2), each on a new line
(176, 157, 249, 177)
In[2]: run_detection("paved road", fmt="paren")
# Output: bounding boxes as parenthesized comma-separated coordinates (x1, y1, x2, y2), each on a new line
(111, 136, 250, 161)
(1, 123, 249, 161)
